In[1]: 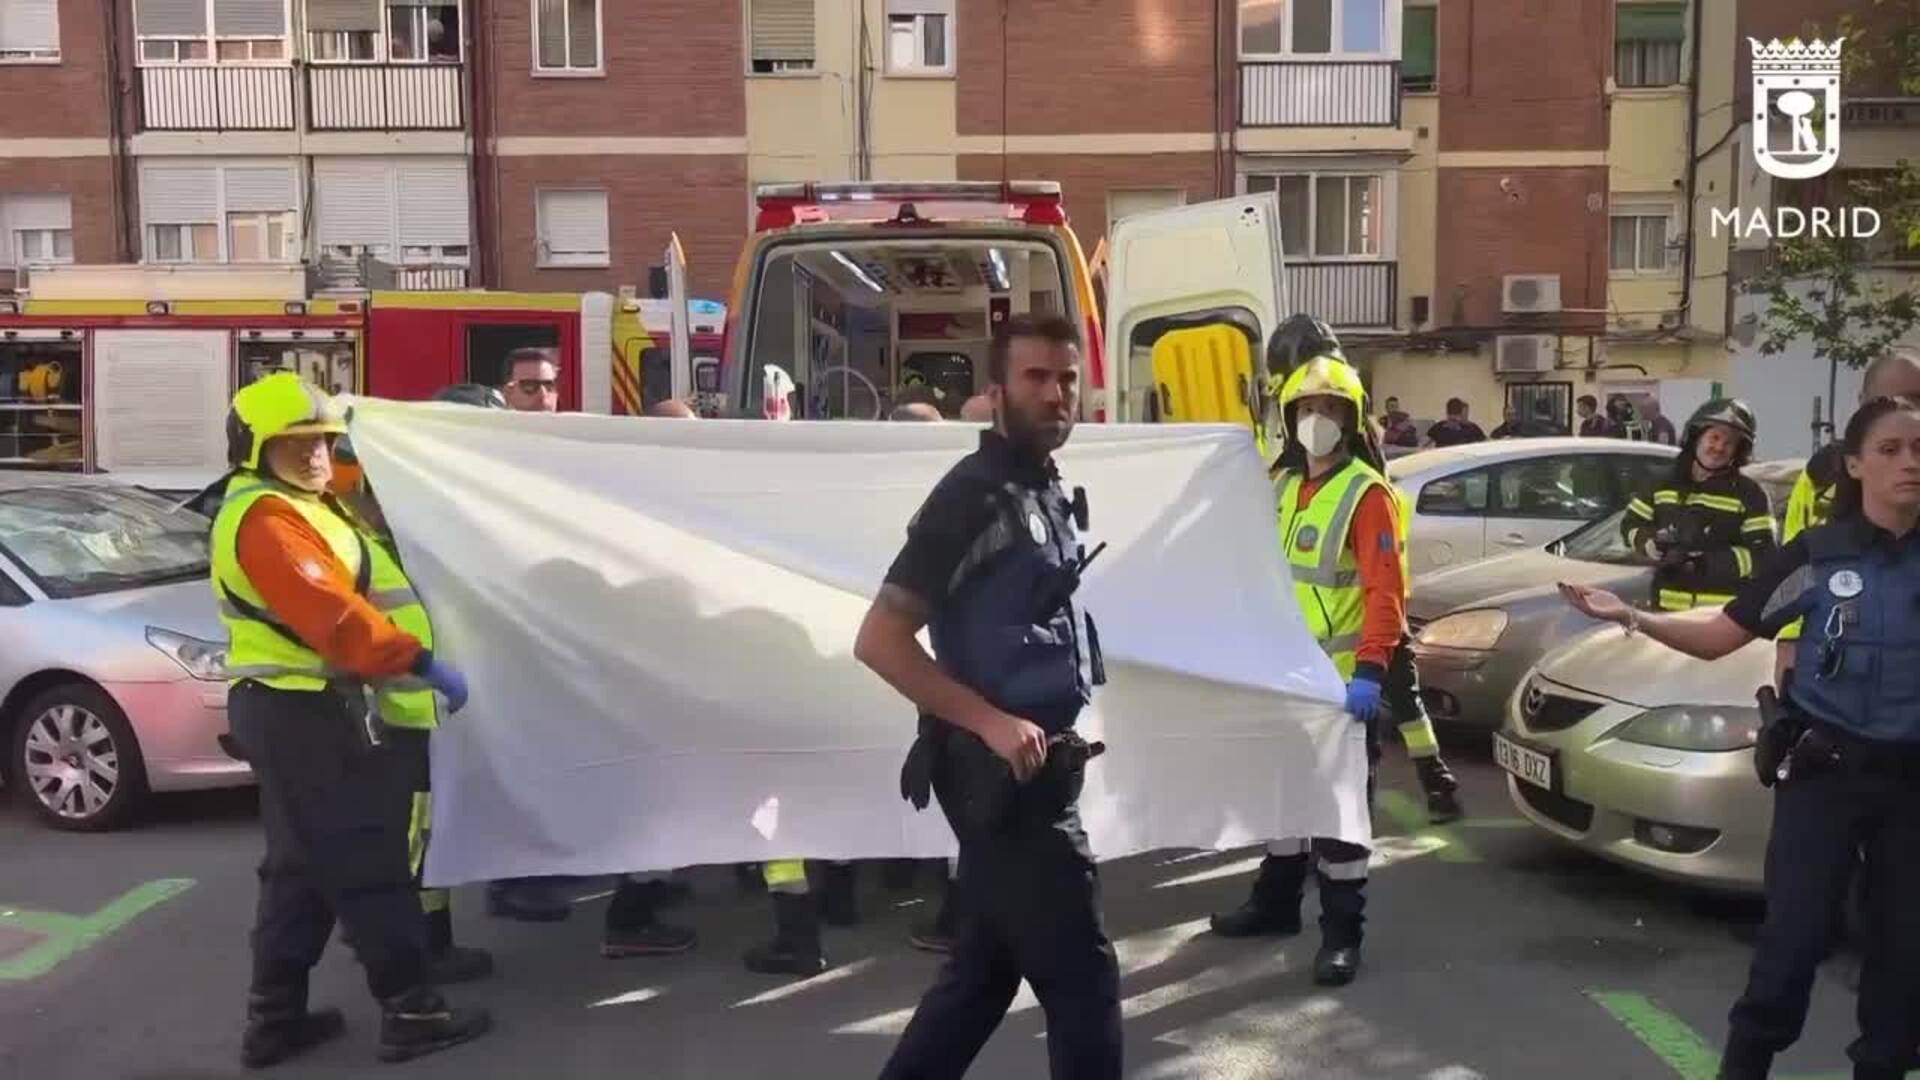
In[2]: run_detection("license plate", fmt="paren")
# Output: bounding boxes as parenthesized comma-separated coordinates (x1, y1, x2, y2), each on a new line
(1494, 731, 1554, 791)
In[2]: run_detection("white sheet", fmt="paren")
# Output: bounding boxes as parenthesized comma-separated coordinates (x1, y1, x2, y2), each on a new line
(344, 400, 1373, 886)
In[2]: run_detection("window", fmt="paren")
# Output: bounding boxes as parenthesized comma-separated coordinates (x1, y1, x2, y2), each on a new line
(1615, 2, 1683, 88)
(533, 0, 599, 72)
(135, 0, 287, 64)
(1609, 206, 1676, 273)
(0, 0, 61, 61)
(226, 211, 294, 262)
(308, 30, 376, 61)
(1246, 172, 1381, 258)
(1418, 470, 1491, 514)
(1401, 5, 1435, 92)
(1492, 455, 1612, 520)
(536, 189, 609, 267)
(748, 0, 814, 74)
(0, 194, 74, 270)
(885, 0, 950, 75)
(148, 223, 220, 262)
(388, 3, 460, 62)
(1238, 0, 1385, 57)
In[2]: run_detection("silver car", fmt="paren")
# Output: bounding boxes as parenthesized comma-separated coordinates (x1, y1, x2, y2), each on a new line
(1408, 460, 1802, 732)
(1495, 626, 1776, 894)
(0, 475, 247, 830)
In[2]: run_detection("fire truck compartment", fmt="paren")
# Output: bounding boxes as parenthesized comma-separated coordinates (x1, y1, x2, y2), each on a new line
(745, 238, 1069, 421)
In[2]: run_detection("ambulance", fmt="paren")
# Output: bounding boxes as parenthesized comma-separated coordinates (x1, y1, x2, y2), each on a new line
(710, 181, 1289, 428)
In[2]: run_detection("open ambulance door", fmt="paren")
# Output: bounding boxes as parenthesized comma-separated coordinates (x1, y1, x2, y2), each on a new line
(665, 233, 692, 403)
(1102, 193, 1287, 433)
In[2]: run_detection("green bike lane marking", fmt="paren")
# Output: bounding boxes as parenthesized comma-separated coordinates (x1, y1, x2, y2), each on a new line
(1374, 789, 1529, 864)
(0, 879, 196, 982)
(1589, 991, 1846, 1080)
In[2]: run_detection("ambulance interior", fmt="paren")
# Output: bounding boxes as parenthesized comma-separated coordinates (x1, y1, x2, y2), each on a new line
(0, 334, 83, 468)
(746, 240, 1069, 420)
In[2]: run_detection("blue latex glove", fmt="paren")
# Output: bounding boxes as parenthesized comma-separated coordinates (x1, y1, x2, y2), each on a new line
(420, 656, 469, 715)
(1344, 674, 1382, 724)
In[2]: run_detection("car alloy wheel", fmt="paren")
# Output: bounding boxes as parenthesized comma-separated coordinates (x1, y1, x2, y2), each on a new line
(12, 684, 147, 831)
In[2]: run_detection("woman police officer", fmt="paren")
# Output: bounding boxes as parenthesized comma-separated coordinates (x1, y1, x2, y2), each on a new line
(1562, 394, 1920, 1080)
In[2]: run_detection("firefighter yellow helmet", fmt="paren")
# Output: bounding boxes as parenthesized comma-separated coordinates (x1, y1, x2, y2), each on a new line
(226, 372, 346, 471)
(1276, 354, 1367, 418)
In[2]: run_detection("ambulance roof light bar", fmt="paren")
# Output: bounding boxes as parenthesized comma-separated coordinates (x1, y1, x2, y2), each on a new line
(754, 181, 1065, 231)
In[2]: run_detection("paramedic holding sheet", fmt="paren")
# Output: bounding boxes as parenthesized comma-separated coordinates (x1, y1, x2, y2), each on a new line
(855, 314, 1121, 1080)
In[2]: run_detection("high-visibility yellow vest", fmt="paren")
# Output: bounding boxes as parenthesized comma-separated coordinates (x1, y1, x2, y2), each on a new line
(1277, 457, 1403, 678)
(209, 473, 439, 730)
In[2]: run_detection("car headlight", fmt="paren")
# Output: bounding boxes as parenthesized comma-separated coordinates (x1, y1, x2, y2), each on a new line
(1415, 608, 1509, 651)
(146, 627, 228, 682)
(1614, 705, 1760, 752)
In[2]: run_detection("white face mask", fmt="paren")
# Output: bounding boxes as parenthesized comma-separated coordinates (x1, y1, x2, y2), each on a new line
(1295, 412, 1345, 458)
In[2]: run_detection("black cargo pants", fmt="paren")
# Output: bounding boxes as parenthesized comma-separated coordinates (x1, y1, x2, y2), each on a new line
(877, 763, 1122, 1080)
(228, 681, 428, 1011)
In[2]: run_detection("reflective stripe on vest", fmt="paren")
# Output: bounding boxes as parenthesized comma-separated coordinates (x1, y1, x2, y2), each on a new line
(209, 474, 440, 730)
(1278, 458, 1389, 679)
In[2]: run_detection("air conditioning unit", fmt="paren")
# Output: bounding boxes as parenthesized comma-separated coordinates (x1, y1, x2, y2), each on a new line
(1494, 334, 1557, 374)
(1502, 273, 1563, 314)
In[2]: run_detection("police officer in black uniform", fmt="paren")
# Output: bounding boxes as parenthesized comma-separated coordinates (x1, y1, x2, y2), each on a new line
(1563, 393, 1920, 1080)
(856, 313, 1120, 1080)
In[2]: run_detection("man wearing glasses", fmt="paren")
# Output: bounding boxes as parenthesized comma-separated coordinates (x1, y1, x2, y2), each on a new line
(501, 348, 560, 413)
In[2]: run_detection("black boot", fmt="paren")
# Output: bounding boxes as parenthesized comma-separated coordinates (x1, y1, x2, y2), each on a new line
(735, 862, 766, 894)
(423, 906, 495, 985)
(601, 879, 698, 958)
(241, 989, 346, 1070)
(1415, 757, 1464, 824)
(881, 857, 920, 893)
(743, 892, 828, 977)
(1715, 1038, 1773, 1079)
(816, 862, 859, 927)
(1315, 876, 1367, 987)
(377, 986, 492, 1064)
(1210, 854, 1306, 938)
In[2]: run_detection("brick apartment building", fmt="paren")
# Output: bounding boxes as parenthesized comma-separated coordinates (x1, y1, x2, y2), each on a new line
(0, 0, 1909, 425)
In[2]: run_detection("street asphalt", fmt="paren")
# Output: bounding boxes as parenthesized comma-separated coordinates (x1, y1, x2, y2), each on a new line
(0, 744, 1868, 1080)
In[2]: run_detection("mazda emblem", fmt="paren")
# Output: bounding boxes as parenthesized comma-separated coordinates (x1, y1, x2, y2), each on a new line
(1522, 681, 1545, 720)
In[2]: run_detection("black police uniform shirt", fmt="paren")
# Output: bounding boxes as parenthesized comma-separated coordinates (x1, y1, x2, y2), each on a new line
(883, 430, 1055, 612)
(1724, 533, 1823, 640)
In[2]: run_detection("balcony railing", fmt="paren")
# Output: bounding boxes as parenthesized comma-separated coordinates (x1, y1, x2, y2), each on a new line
(310, 255, 469, 292)
(1286, 260, 1397, 328)
(138, 65, 296, 131)
(305, 63, 465, 131)
(1240, 61, 1400, 127)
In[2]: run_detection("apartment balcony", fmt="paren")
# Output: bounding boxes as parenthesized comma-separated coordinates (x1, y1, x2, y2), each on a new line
(138, 65, 297, 131)
(1287, 260, 1396, 329)
(310, 255, 469, 292)
(305, 63, 465, 131)
(1240, 61, 1400, 127)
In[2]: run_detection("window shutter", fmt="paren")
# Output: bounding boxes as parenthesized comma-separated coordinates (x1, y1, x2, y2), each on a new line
(213, 0, 284, 36)
(397, 162, 470, 247)
(0, 0, 60, 52)
(306, 0, 381, 32)
(315, 162, 394, 247)
(539, 190, 607, 254)
(6, 193, 72, 231)
(1616, 3, 1684, 42)
(750, 0, 814, 63)
(140, 166, 220, 224)
(135, 0, 208, 37)
(885, 0, 951, 14)
(222, 166, 295, 213)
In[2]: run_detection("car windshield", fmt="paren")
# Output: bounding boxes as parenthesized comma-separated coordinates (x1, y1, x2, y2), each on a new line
(0, 485, 210, 599)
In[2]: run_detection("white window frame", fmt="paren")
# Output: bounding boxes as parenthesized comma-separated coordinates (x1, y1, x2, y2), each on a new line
(1237, 0, 1396, 62)
(883, 0, 953, 78)
(140, 161, 300, 265)
(384, 3, 462, 64)
(306, 28, 377, 63)
(12, 226, 73, 266)
(1608, 201, 1679, 275)
(0, 0, 62, 64)
(534, 188, 610, 268)
(1242, 169, 1393, 261)
(146, 222, 222, 263)
(530, 0, 602, 76)
(745, 0, 816, 76)
(224, 209, 297, 262)
(134, 0, 292, 66)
